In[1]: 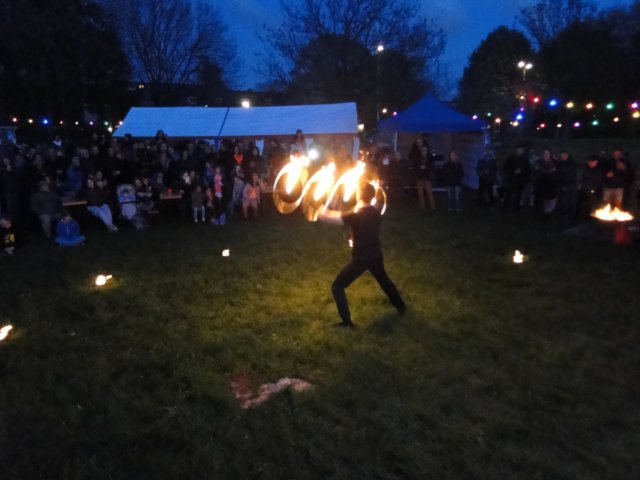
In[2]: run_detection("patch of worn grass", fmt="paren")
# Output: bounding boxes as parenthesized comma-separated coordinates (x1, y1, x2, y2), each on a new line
(0, 202, 638, 479)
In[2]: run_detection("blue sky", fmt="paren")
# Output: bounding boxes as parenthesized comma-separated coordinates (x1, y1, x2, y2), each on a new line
(219, 0, 631, 93)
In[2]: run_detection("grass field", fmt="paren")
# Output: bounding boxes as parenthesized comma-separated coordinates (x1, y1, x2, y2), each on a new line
(1, 199, 639, 479)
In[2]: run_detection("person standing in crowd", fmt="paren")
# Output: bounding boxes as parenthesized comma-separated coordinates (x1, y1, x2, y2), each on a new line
(266, 138, 286, 182)
(291, 129, 307, 155)
(55, 211, 85, 247)
(30, 180, 62, 239)
(410, 139, 436, 211)
(576, 155, 604, 219)
(555, 150, 577, 216)
(442, 151, 464, 212)
(1, 156, 22, 222)
(501, 145, 531, 213)
(533, 148, 558, 216)
(475, 146, 497, 207)
(191, 184, 205, 223)
(602, 148, 628, 208)
(320, 182, 406, 328)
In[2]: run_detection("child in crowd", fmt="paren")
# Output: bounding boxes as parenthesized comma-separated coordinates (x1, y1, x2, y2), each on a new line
(210, 166, 226, 225)
(191, 184, 205, 223)
(227, 166, 245, 220)
(242, 172, 261, 219)
(0, 215, 16, 255)
(55, 211, 85, 247)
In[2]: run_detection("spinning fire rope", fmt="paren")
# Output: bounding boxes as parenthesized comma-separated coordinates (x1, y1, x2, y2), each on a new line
(272, 154, 387, 221)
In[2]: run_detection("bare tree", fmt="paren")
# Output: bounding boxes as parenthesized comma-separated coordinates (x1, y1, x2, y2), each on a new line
(106, 0, 236, 89)
(261, 0, 445, 89)
(518, 0, 598, 47)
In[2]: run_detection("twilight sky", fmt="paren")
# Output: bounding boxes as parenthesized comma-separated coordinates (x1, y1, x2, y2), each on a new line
(219, 0, 631, 95)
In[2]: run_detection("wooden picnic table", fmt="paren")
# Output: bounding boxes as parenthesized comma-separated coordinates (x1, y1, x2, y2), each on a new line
(159, 192, 183, 201)
(62, 199, 88, 207)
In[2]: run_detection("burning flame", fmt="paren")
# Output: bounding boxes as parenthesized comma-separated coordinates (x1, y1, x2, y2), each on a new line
(222, 249, 230, 257)
(272, 154, 310, 214)
(592, 204, 634, 222)
(0, 324, 13, 341)
(95, 274, 113, 286)
(513, 250, 524, 264)
(273, 156, 387, 221)
(348, 239, 353, 248)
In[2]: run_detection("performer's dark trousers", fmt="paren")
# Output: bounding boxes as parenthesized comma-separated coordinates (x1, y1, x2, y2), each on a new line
(332, 257, 405, 324)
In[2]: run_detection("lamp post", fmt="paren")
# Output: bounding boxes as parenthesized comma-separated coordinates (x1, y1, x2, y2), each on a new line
(376, 44, 384, 122)
(517, 60, 533, 82)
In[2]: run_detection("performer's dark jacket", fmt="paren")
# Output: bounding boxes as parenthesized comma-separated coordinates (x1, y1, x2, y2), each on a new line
(343, 205, 382, 261)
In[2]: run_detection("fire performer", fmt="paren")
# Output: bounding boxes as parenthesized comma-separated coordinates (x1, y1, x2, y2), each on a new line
(320, 182, 406, 328)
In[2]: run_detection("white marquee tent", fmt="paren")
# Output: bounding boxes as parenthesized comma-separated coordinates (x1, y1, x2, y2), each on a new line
(113, 103, 358, 139)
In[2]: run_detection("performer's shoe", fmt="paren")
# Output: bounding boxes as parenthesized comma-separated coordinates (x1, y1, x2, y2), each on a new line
(333, 321, 355, 329)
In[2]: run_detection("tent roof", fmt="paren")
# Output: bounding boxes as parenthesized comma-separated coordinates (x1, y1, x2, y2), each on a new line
(378, 94, 486, 133)
(113, 103, 358, 138)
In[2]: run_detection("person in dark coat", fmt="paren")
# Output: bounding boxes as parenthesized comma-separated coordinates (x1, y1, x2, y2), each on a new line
(576, 155, 604, 219)
(555, 150, 577, 215)
(30, 181, 62, 239)
(602, 149, 628, 208)
(501, 145, 531, 213)
(476, 147, 497, 206)
(442, 151, 464, 211)
(320, 183, 406, 328)
(410, 140, 436, 210)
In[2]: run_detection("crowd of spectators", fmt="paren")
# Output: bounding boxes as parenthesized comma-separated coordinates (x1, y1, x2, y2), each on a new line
(370, 137, 638, 219)
(1, 129, 638, 255)
(0, 129, 299, 252)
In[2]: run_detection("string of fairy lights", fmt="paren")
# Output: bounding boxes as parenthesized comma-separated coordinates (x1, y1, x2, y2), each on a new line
(472, 96, 640, 130)
(4, 116, 123, 133)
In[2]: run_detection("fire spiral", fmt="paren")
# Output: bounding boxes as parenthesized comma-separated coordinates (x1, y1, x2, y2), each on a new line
(272, 154, 387, 221)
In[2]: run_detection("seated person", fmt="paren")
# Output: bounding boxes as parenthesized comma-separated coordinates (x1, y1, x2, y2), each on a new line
(30, 180, 62, 239)
(84, 177, 118, 232)
(55, 211, 85, 247)
(0, 215, 16, 255)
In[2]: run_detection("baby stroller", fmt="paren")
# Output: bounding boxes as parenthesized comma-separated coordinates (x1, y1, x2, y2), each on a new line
(116, 184, 148, 230)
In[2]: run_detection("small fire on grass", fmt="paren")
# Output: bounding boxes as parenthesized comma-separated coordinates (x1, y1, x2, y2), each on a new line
(95, 274, 113, 286)
(0, 324, 13, 342)
(221, 249, 230, 257)
(592, 204, 634, 222)
(513, 250, 524, 264)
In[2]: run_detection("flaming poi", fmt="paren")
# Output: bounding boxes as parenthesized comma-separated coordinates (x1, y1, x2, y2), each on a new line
(273, 155, 387, 221)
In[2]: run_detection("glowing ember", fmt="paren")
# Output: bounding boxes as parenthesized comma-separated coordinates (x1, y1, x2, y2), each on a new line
(513, 250, 524, 264)
(95, 274, 113, 286)
(0, 325, 13, 341)
(222, 249, 230, 257)
(592, 204, 634, 222)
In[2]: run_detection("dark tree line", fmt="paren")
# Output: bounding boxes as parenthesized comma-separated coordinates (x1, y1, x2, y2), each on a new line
(457, 0, 640, 123)
(0, 0, 129, 121)
(262, 0, 446, 125)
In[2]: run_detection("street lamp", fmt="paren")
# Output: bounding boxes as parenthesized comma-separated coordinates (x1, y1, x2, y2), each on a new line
(517, 60, 533, 81)
(376, 44, 384, 122)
